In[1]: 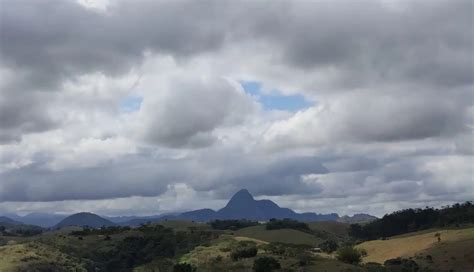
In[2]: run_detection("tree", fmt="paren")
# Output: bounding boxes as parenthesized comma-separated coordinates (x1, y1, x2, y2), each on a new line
(253, 257, 281, 272)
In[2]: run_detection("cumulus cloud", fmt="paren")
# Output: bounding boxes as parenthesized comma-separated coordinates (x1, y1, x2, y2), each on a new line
(138, 75, 256, 148)
(0, 0, 472, 216)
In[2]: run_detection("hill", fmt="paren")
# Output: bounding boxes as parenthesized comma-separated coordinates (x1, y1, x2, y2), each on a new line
(356, 227, 474, 271)
(130, 189, 341, 224)
(235, 225, 323, 246)
(349, 201, 474, 240)
(0, 242, 86, 271)
(16, 213, 66, 228)
(0, 216, 22, 227)
(54, 212, 115, 229)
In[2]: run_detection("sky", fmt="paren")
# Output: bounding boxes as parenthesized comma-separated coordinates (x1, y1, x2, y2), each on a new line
(0, 0, 472, 217)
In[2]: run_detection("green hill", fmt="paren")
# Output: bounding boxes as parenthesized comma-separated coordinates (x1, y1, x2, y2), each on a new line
(235, 225, 322, 246)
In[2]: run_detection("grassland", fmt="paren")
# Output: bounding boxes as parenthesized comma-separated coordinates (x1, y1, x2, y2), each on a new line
(307, 221, 349, 237)
(0, 242, 86, 272)
(155, 220, 210, 231)
(356, 227, 474, 270)
(235, 225, 323, 246)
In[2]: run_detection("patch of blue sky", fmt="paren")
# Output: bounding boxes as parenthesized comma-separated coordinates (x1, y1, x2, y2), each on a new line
(120, 95, 143, 112)
(240, 81, 313, 112)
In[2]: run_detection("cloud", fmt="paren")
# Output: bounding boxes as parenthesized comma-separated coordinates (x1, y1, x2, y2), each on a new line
(137, 75, 257, 148)
(0, 0, 472, 216)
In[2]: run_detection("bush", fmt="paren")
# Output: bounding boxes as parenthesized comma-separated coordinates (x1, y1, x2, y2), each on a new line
(265, 218, 310, 232)
(173, 263, 196, 272)
(319, 240, 338, 253)
(231, 244, 258, 261)
(209, 219, 258, 230)
(253, 257, 281, 272)
(384, 258, 419, 271)
(336, 246, 362, 264)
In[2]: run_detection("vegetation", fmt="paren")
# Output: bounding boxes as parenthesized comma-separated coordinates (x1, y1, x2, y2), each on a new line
(1, 203, 473, 271)
(209, 219, 258, 230)
(265, 218, 310, 232)
(173, 263, 197, 272)
(349, 201, 474, 240)
(384, 258, 419, 271)
(253, 256, 281, 272)
(319, 239, 339, 253)
(336, 245, 363, 264)
(230, 241, 258, 261)
(69, 225, 131, 236)
(236, 225, 322, 245)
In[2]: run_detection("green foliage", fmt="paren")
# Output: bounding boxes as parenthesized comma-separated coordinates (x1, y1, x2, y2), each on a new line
(209, 219, 258, 230)
(336, 246, 362, 264)
(70, 226, 131, 236)
(253, 256, 281, 272)
(231, 241, 258, 261)
(384, 258, 420, 272)
(265, 218, 310, 232)
(173, 263, 197, 272)
(319, 239, 339, 253)
(82, 224, 218, 271)
(350, 201, 474, 240)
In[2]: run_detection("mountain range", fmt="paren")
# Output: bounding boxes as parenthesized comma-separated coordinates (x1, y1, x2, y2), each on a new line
(1, 189, 376, 228)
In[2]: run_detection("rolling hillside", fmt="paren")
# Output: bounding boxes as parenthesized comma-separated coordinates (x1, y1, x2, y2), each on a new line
(356, 227, 474, 270)
(235, 225, 322, 246)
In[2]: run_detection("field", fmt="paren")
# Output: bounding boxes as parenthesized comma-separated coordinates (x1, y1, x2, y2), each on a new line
(306, 221, 349, 237)
(0, 242, 87, 272)
(1, 220, 473, 272)
(356, 227, 474, 271)
(235, 225, 323, 246)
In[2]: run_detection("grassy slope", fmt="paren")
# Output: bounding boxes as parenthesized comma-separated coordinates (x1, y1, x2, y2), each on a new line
(156, 220, 210, 231)
(307, 221, 350, 237)
(173, 234, 360, 272)
(356, 227, 474, 267)
(236, 225, 322, 246)
(0, 242, 86, 272)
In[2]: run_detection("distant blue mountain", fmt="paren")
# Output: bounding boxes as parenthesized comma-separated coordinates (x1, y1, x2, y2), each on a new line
(0, 216, 22, 226)
(11, 213, 67, 228)
(123, 189, 339, 225)
(54, 212, 115, 229)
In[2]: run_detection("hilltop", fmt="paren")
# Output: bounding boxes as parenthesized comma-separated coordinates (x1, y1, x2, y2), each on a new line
(54, 212, 115, 229)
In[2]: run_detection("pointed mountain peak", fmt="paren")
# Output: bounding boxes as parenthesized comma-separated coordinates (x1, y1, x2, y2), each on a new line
(231, 189, 254, 201)
(223, 189, 255, 209)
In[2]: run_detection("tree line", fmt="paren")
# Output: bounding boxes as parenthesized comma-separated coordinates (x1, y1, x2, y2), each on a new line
(349, 201, 474, 240)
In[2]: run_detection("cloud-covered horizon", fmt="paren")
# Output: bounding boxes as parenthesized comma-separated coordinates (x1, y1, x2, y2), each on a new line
(0, 0, 472, 217)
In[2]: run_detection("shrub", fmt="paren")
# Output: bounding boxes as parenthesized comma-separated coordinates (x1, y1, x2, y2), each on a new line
(336, 246, 362, 264)
(319, 240, 338, 253)
(209, 219, 258, 230)
(297, 253, 313, 266)
(384, 258, 419, 271)
(173, 263, 196, 272)
(231, 245, 258, 261)
(253, 256, 281, 272)
(265, 218, 310, 232)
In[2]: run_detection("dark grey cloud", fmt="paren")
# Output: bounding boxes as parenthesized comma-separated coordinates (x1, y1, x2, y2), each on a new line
(1, 0, 472, 143)
(0, 0, 472, 216)
(246, 0, 473, 89)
